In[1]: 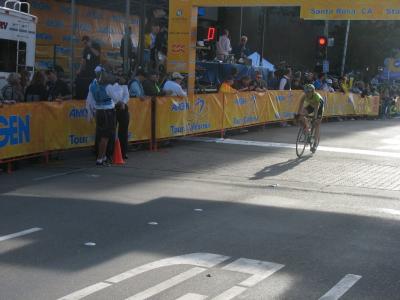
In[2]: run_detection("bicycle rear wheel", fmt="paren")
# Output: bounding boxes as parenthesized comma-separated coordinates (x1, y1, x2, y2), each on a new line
(296, 127, 307, 158)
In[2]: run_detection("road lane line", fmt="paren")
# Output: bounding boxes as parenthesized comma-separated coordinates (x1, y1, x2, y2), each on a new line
(57, 282, 111, 300)
(319, 274, 362, 300)
(106, 253, 230, 283)
(185, 137, 400, 159)
(34, 168, 88, 181)
(211, 286, 247, 300)
(175, 293, 207, 300)
(222, 258, 285, 287)
(125, 267, 206, 300)
(0, 228, 42, 242)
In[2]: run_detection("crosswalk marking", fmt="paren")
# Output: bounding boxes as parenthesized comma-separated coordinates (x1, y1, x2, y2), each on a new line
(0, 227, 42, 242)
(319, 274, 362, 300)
(222, 258, 285, 287)
(57, 282, 111, 300)
(106, 253, 230, 284)
(175, 293, 207, 300)
(211, 286, 248, 300)
(125, 267, 206, 300)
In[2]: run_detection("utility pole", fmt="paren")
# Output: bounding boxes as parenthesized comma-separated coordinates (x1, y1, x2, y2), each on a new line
(123, 0, 130, 75)
(341, 20, 351, 76)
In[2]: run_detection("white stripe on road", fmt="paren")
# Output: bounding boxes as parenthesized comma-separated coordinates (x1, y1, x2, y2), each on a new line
(125, 267, 206, 300)
(319, 274, 362, 300)
(222, 258, 285, 287)
(34, 168, 88, 181)
(211, 286, 248, 300)
(107, 253, 230, 283)
(185, 137, 400, 159)
(0, 227, 42, 242)
(59, 253, 229, 300)
(57, 282, 111, 300)
(175, 293, 207, 300)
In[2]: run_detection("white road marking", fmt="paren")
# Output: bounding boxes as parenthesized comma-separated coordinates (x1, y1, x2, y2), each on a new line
(186, 137, 400, 159)
(376, 208, 400, 216)
(125, 267, 206, 300)
(57, 282, 111, 300)
(175, 293, 207, 300)
(319, 274, 362, 300)
(0, 227, 42, 242)
(34, 168, 88, 181)
(106, 253, 230, 284)
(194, 209, 204, 212)
(223, 258, 285, 287)
(148, 222, 159, 226)
(211, 286, 248, 300)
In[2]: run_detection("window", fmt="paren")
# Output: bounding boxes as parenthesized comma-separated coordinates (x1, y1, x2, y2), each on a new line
(0, 39, 26, 73)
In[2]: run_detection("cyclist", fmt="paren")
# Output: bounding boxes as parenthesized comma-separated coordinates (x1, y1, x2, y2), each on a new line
(296, 84, 325, 151)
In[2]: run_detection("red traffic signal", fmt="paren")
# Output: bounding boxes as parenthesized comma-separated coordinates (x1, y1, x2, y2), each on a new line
(317, 36, 327, 47)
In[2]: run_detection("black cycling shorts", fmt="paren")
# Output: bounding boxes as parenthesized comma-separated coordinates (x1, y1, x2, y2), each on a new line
(305, 100, 324, 119)
(96, 109, 116, 139)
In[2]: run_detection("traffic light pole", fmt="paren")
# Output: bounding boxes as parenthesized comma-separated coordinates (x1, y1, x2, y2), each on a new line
(341, 20, 351, 76)
(324, 21, 329, 61)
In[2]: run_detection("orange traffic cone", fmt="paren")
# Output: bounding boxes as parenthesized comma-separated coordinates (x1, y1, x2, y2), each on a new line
(112, 138, 125, 165)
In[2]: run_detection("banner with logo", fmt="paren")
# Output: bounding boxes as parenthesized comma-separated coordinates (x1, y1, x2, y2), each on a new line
(156, 94, 223, 139)
(32, 0, 140, 72)
(0, 103, 44, 160)
(0, 100, 151, 160)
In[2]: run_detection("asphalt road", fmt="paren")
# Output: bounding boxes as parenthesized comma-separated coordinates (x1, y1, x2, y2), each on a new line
(1, 118, 400, 300)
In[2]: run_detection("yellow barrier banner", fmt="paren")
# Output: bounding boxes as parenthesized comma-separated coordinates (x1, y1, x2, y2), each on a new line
(0, 103, 45, 160)
(264, 91, 304, 122)
(223, 92, 267, 128)
(0, 100, 151, 160)
(156, 94, 223, 139)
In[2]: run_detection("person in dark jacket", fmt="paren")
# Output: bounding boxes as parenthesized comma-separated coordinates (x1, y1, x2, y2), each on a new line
(25, 71, 48, 102)
(142, 70, 166, 97)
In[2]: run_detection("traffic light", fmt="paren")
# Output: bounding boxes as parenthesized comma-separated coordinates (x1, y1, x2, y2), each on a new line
(316, 36, 328, 59)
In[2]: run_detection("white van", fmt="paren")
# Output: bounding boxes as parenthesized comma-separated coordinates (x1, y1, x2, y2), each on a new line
(0, 0, 37, 89)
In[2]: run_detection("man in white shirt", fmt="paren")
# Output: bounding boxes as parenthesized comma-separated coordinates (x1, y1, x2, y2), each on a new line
(163, 72, 187, 97)
(216, 29, 232, 60)
(279, 69, 292, 91)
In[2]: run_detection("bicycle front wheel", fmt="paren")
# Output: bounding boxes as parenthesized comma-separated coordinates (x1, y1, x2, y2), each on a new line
(296, 127, 307, 158)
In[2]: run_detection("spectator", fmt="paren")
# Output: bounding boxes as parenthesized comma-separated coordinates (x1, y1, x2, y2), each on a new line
(76, 36, 101, 99)
(120, 26, 136, 74)
(128, 68, 146, 98)
(303, 72, 314, 85)
(143, 70, 165, 97)
(19, 70, 31, 92)
(86, 66, 116, 166)
(216, 29, 232, 60)
(233, 75, 253, 92)
(25, 71, 48, 102)
(339, 76, 351, 94)
(313, 73, 325, 90)
(45, 69, 71, 101)
(267, 71, 279, 90)
(109, 78, 130, 160)
(219, 76, 237, 93)
(2, 73, 24, 102)
(163, 72, 187, 97)
(292, 77, 304, 90)
(332, 78, 341, 91)
(279, 69, 292, 90)
(232, 35, 251, 61)
(252, 71, 268, 92)
(149, 23, 161, 68)
(322, 78, 335, 93)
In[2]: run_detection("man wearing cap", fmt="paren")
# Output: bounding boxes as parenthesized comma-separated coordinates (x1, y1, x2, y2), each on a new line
(86, 66, 116, 166)
(162, 72, 187, 97)
(322, 78, 335, 93)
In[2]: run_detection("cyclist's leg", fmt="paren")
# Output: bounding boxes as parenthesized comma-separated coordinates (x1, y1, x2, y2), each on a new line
(314, 101, 324, 145)
(302, 106, 314, 132)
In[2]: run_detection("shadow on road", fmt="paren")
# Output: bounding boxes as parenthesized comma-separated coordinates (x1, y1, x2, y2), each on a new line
(250, 156, 312, 180)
